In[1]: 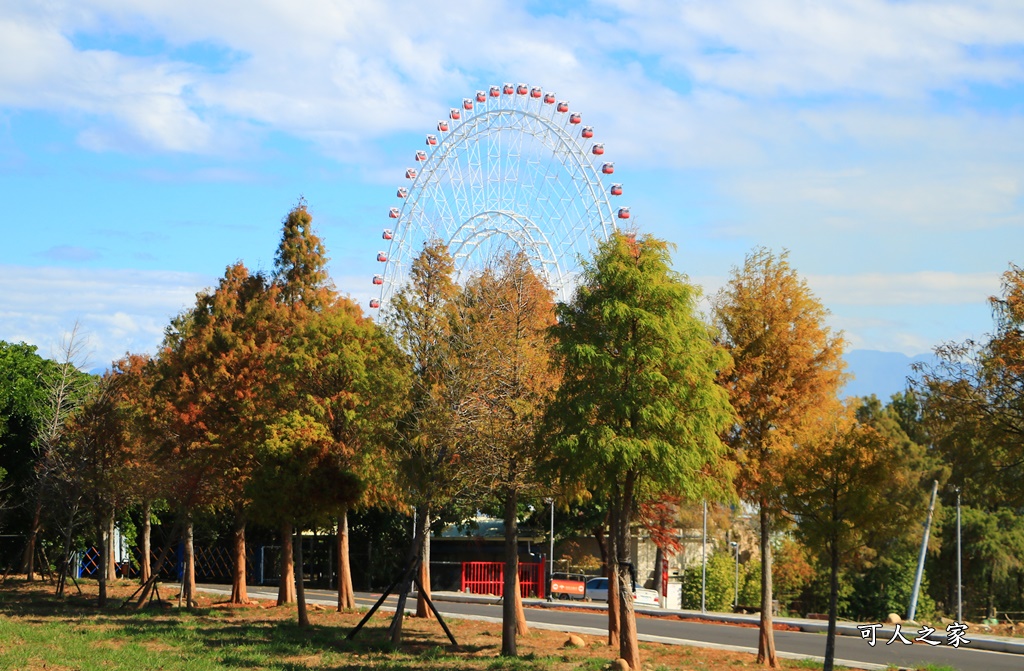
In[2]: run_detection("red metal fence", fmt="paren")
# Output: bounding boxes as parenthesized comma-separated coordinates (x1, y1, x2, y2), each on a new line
(460, 561, 545, 599)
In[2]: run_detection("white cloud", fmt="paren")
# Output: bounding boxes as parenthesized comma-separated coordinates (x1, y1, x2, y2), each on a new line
(2, 0, 1022, 361)
(806, 270, 1001, 307)
(3, 0, 1021, 163)
(603, 0, 1024, 97)
(0, 265, 212, 366)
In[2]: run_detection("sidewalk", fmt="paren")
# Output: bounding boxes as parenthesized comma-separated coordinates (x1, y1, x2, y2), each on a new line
(427, 590, 1024, 656)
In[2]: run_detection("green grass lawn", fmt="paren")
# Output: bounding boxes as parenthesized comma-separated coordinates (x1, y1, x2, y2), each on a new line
(0, 579, 913, 671)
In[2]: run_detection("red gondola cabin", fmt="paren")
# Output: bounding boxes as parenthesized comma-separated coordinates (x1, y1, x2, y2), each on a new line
(610, 183, 623, 196)
(369, 299, 380, 309)
(415, 150, 427, 161)
(530, 86, 542, 98)
(396, 187, 408, 198)
(377, 252, 387, 262)
(382, 229, 394, 240)
(592, 143, 604, 155)
(437, 120, 449, 132)
(389, 207, 400, 218)
(426, 134, 437, 145)
(476, 91, 486, 102)
(490, 85, 501, 97)
(372, 274, 384, 285)
(405, 168, 417, 179)
(602, 162, 614, 174)
(617, 207, 630, 219)
(450, 108, 461, 120)
(543, 92, 556, 104)
(569, 113, 581, 124)
(556, 101, 569, 113)
(581, 126, 594, 139)
(516, 83, 528, 95)
(463, 98, 473, 110)
(503, 83, 514, 94)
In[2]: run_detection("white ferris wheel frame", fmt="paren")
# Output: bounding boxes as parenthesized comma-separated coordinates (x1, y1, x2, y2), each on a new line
(375, 87, 622, 310)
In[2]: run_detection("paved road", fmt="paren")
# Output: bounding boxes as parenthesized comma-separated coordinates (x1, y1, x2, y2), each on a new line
(207, 586, 1022, 671)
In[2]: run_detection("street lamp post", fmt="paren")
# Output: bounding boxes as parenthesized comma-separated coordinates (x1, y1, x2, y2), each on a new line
(701, 500, 707, 614)
(731, 541, 739, 610)
(545, 498, 554, 601)
(955, 486, 962, 623)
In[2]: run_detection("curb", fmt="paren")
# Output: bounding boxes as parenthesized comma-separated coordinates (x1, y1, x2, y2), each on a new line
(425, 591, 1024, 656)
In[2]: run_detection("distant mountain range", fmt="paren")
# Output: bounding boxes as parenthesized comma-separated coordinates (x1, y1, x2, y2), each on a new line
(841, 349, 938, 401)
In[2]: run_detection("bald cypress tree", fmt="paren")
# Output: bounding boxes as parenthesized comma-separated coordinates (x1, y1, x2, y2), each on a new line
(274, 199, 332, 310)
(714, 248, 846, 668)
(387, 240, 473, 635)
(459, 252, 559, 656)
(547, 232, 735, 671)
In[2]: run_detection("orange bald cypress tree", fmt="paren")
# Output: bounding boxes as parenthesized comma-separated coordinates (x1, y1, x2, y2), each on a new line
(713, 248, 845, 668)
(459, 252, 559, 656)
(156, 262, 276, 608)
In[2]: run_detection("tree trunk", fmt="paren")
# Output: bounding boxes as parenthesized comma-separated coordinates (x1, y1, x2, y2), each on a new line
(182, 514, 196, 609)
(294, 527, 310, 628)
(277, 522, 296, 605)
(140, 499, 152, 584)
(337, 506, 356, 611)
(653, 545, 664, 597)
(757, 503, 778, 667)
(106, 513, 117, 582)
(98, 513, 111, 607)
(823, 538, 840, 671)
(56, 505, 77, 597)
(616, 473, 641, 671)
(229, 504, 248, 604)
(502, 489, 520, 656)
(607, 504, 620, 647)
(594, 524, 608, 573)
(22, 499, 42, 581)
(415, 506, 433, 619)
(514, 570, 529, 636)
(133, 517, 185, 610)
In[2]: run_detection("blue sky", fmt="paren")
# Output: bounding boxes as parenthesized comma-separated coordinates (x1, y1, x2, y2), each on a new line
(1, 0, 1022, 377)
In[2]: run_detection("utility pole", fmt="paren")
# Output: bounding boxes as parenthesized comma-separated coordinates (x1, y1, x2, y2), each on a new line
(908, 480, 939, 621)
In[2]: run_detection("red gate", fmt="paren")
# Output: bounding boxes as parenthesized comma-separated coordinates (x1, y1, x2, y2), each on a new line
(460, 561, 545, 599)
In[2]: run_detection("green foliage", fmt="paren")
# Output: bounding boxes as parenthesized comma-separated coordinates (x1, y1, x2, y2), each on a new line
(546, 231, 735, 504)
(547, 231, 735, 667)
(739, 558, 761, 607)
(0, 341, 55, 503)
(802, 565, 853, 617)
(249, 410, 364, 529)
(680, 550, 735, 612)
(0, 341, 52, 437)
(274, 200, 332, 309)
(387, 240, 469, 509)
(851, 548, 936, 621)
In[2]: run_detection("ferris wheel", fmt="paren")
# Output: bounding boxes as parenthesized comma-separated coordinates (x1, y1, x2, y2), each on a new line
(370, 83, 630, 310)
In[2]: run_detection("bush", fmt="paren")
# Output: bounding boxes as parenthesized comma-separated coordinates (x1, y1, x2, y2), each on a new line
(851, 549, 936, 621)
(681, 551, 739, 612)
